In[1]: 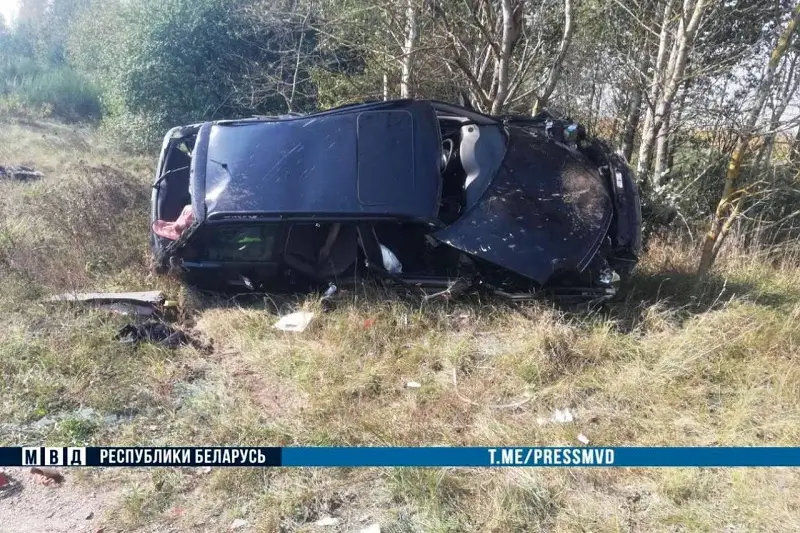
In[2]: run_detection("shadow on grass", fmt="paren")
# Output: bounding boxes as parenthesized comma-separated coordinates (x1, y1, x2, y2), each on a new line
(603, 267, 793, 331)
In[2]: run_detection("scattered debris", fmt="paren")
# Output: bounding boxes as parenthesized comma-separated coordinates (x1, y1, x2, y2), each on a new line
(230, 518, 249, 530)
(315, 516, 339, 526)
(196, 466, 212, 475)
(320, 284, 338, 312)
(360, 523, 381, 533)
(537, 408, 574, 425)
(422, 278, 471, 302)
(274, 311, 315, 332)
(577, 433, 590, 445)
(0, 164, 43, 181)
(363, 318, 376, 328)
(116, 320, 194, 348)
(380, 244, 402, 274)
(406, 381, 422, 389)
(452, 368, 533, 409)
(85, 511, 94, 520)
(30, 467, 64, 484)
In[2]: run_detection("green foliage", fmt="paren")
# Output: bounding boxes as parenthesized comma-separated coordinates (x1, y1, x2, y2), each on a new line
(12, 67, 100, 120)
(0, 1, 100, 121)
(70, 0, 319, 150)
(0, 54, 100, 121)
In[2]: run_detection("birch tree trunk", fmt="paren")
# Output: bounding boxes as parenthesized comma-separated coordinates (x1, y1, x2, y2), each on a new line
(490, 0, 516, 115)
(637, 0, 675, 176)
(400, 0, 418, 98)
(754, 54, 799, 167)
(532, 0, 574, 115)
(653, 106, 671, 183)
(639, 0, 708, 185)
(620, 47, 649, 162)
(698, 5, 800, 274)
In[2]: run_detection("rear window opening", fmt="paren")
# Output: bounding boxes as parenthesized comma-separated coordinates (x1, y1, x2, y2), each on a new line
(156, 139, 194, 222)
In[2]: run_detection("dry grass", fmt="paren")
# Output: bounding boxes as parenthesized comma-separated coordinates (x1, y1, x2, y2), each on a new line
(1, 119, 799, 532)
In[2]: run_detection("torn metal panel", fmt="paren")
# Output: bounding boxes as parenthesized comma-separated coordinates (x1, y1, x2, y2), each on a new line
(47, 291, 165, 306)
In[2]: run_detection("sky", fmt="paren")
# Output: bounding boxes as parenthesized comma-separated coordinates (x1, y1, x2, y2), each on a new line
(0, 0, 19, 26)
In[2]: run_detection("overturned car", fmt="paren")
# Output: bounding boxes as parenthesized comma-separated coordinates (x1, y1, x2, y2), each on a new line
(150, 99, 641, 301)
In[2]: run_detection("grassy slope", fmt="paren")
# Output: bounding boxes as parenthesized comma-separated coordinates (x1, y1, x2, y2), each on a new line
(1, 119, 799, 532)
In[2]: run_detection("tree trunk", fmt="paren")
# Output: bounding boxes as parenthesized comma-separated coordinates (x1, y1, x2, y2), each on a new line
(620, 50, 648, 162)
(400, 0, 418, 99)
(532, 0, 574, 115)
(698, 5, 800, 274)
(620, 88, 642, 162)
(490, 0, 516, 115)
(653, 107, 671, 184)
(639, 0, 708, 183)
(637, 0, 675, 177)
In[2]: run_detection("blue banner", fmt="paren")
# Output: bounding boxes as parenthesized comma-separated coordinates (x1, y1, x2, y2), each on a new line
(281, 447, 800, 467)
(3, 446, 800, 467)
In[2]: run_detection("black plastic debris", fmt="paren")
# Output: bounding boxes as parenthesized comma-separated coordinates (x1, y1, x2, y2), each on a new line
(116, 320, 192, 348)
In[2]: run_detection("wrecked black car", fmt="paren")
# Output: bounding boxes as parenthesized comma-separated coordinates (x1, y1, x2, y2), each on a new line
(150, 99, 641, 301)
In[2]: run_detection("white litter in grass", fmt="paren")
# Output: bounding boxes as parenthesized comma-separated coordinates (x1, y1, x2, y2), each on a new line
(231, 518, 249, 530)
(274, 311, 315, 332)
(537, 408, 574, 425)
(554, 408, 574, 423)
(315, 516, 339, 526)
(406, 381, 422, 388)
(577, 433, 590, 445)
(360, 524, 381, 533)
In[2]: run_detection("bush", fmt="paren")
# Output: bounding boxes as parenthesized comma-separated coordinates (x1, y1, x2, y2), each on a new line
(0, 61, 101, 122)
(70, 0, 318, 150)
(14, 68, 101, 121)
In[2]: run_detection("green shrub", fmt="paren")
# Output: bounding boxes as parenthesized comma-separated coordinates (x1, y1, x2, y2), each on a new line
(70, 0, 318, 150)
(15, 67, 101, 121)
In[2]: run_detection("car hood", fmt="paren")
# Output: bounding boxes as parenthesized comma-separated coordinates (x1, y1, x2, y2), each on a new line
(433, 126, 612, 285)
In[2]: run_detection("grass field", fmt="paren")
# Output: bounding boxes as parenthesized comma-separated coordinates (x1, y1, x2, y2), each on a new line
(1, 118, 799, 532)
